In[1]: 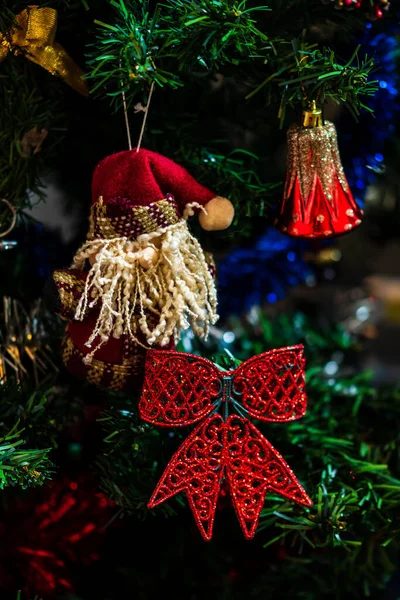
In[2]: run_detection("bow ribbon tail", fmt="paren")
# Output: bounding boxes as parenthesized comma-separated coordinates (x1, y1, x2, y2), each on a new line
(0, 6, 88, 96)
(148, 415, 224, 541)
(225, 416, 313, 540)
(27, 41, 88, 96)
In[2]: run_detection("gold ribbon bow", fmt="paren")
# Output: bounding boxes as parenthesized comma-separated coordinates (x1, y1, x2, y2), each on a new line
(0, 5, 89, 96)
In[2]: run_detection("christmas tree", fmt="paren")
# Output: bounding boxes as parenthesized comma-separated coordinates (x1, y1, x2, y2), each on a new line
(1, 1, 400, 598)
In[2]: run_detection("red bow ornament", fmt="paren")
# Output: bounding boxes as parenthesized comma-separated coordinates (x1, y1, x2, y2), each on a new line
(139, 345, 313, 541)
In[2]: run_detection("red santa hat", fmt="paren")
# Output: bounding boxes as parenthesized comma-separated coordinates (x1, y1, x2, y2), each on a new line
(87, 148, 234, 241)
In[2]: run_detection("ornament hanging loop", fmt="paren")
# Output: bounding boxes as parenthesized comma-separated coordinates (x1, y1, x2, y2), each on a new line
(302, 100, 323, 128)
(0, 199, 17, 237)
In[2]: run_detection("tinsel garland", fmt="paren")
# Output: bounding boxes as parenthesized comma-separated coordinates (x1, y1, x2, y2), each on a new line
(216, 229, 313, 317)
(343, 24, 400, 204)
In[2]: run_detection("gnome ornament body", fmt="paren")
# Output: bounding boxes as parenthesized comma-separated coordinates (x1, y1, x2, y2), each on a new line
(53, 149, 234, 392)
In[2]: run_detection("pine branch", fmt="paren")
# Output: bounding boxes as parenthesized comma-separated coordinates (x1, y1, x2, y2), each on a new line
(246, 39, 378, 124)
(174, 144, 278, 222)
(157, 0, 271, 69)
(97, 395, 180, 516)
(0, 58, 65, 217)
(86, 0, 377, 122)
(86, 0, 277, 108)
(0, 383, 57, 488)
(86, 2, 180, 107)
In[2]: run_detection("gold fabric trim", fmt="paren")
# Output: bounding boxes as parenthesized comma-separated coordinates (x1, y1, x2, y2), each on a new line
(158, 199, 181, 225)
(54, 269, 87, 317)
(62, 332, 143, 392)
(87, 196, 180, 240)
(87, 197, 119, 240)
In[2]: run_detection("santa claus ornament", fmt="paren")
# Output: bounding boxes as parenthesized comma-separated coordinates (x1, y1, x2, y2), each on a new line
(53, 148, 234, 391)
(275, 102, 363, 238)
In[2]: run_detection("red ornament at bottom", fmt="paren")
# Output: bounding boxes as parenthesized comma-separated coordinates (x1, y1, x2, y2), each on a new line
(139, 346, 313, 540)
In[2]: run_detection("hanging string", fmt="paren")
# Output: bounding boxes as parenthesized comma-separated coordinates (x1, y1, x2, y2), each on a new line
(120, 69, 132, 151)
(136, 81, 155, 153)
(119, 55, 155, 153)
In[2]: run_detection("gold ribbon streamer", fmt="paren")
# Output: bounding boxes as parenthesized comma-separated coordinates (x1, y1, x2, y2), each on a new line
(0, 5, 89, 96)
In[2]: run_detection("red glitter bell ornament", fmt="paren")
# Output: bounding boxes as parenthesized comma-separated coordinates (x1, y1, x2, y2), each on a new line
(275, 102, 363, 239)
(53, 148, 234, 392)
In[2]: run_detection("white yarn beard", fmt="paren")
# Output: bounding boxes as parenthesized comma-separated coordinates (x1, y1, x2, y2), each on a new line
(72, 220, 218, 364)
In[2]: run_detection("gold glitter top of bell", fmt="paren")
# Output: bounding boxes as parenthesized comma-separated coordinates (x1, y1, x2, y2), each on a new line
(286, 121, 350, 208)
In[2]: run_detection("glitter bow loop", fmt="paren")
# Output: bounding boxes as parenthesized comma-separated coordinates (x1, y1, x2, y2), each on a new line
(139, 346, 313, 541)
(0, 6, 88, 96)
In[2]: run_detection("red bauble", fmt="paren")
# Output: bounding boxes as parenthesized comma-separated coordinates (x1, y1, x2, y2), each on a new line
(139, 346, 313, 541)
(275, 121, 363, 239)
(0, 476, 115, 597)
